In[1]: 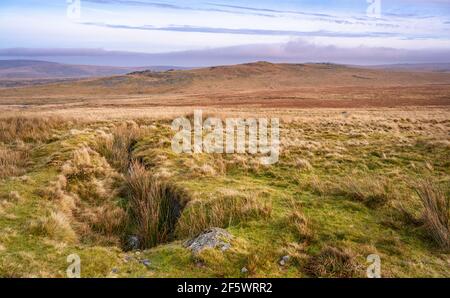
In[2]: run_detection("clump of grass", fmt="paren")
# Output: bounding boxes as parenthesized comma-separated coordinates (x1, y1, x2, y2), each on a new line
(39, 145, 127, 246)
(288, 210, 314, 243)
(0, 116, 72, 143)
(125, 161, 190, 249)
(0, 259, 26, 278)
(76, 204, 127, 244)
(306, 175, 396, 208)
(29, 211, 78, 243)
(243, 254, 261, 276)
(95, 122, 145, 173)
(335, 176, 395, 208)
(62, 146, 116, 181)
(294, 158, 313, 171)
(8, 191, 24, 203)
(306, 175, 330, 196)
(401, 180, 449, 250)
(39, 174, 77, 216)
(176, 192, 272, 238)
(0, 147, 29, 179)
(303, 246, 361, 278)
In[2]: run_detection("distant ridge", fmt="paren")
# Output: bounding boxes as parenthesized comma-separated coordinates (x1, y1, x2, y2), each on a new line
(0, 60, 188, 79)
(2, 61, 450, 95)
(368, 63, 450, 73)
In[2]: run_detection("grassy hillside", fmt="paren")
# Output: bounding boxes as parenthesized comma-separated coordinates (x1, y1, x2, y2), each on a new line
(0, 109, 449, 277)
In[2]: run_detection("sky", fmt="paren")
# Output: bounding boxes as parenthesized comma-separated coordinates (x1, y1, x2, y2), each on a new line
(0, 0, 449, 66)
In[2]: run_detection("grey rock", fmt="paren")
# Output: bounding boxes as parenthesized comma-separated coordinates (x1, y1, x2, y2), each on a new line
(127, 236, 140, 251)
(141, 259, 151, 267)
(241, 267, 248, 274)
(184, 228, 233, 254)
(279, 255, 291, 266)
(221, 243, 231, 252)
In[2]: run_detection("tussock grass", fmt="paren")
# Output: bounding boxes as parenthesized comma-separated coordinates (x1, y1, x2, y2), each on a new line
(0, 147, 29, 179)
(29, 211, 78, 243)
(0, 116, 72, 143)
(125, 161, 190, 249)
(77, 204, 127, 244)
(401, 180, 450, 250)
(334, 176, 396, 208)
(393, 178, 450, 251)
(95, 122, 145, 173)
(294, 158, 313, 171)
(62, 146, 117, 181)
(288, 210, 314, 243)
(39, 146, 127, 246)
(304, 246, 361, 278)
(307, 175, 397, 208)
(39, 174, 77, 216)
(176, 192, 272, 238)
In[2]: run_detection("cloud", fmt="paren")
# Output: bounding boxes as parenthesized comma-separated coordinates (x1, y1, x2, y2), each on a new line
(205, 3, 334, 18)
(1, 40, 449, 67)
(83, 0, 275, 17)
(80, 21, 429, 39)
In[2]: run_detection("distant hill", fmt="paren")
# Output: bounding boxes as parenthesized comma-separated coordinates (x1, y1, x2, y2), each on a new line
(1, 61, 449, 108)
(3, 61, 450, 93)
(369, 63, 450, 73)
(0, 60, 187, 80)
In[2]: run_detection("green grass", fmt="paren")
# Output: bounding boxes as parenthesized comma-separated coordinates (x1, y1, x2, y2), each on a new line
(0, 116, 449, 277)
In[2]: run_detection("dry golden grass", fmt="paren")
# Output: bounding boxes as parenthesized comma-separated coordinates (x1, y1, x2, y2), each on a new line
(0, 116, 72, 143)
(176, 192, 272, 238)
(294, 158, 313, 171)
(38, 144, 128, 246)
(303, 246, 362, 278)
(288, 210, 314, 244)
(413, 180, 449, 250)
(307, 175, 398, 208)
(0, 147, 29, 179)
(95, 122, 145, 173)
(28, 211, 78, 243)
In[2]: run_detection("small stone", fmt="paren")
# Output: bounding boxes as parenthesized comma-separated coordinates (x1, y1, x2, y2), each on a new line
(141, 259, 151, 267)
(127, 236, 140, 251)
(279, 255, 290, 266)
(111, 268, 119, 273)
(221, 243, 231, 252)
(241, 267, 248, 274)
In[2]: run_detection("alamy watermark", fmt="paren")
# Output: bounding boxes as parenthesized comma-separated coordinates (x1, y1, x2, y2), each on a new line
(67, 0, 81, 19)
(171, 110, 280, 165)
(366, 0, 382, 18)
(366, 254, 381, 278)
(67, 254, 81, 278)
